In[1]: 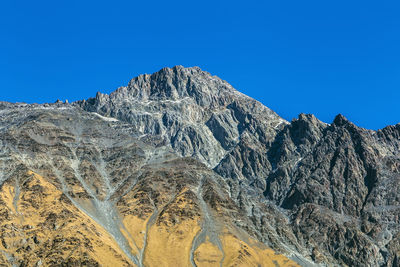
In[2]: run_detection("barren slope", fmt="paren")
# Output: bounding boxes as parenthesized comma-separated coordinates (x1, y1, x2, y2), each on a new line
(0, 66, 399, 266)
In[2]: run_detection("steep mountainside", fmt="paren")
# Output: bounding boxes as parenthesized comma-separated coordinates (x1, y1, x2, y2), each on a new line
(0, 66, 399, 266)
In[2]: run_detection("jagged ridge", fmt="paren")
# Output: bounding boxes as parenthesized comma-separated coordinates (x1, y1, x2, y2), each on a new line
(0, 66, 399, 266)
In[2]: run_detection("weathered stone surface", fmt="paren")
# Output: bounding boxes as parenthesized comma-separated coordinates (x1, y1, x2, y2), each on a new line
(0, 66, 399, 266)
(76, 66, 285, 168)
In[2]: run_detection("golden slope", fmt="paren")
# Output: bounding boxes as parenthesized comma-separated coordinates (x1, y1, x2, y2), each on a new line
(220, 232, 299, 267)
(142, 189, 202, 267)
(193, 238, 224, 266)
(0, 171, 299, 267)
(118, 184, 299, 267)
(0, 171, 132, 266)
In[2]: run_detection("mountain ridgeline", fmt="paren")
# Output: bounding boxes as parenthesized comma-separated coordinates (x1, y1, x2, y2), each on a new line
(0, 66, 399, 266)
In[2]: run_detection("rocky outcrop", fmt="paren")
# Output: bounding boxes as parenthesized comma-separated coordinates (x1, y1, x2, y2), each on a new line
(0, 66, 399, 266)
(76, 66, 286, 168)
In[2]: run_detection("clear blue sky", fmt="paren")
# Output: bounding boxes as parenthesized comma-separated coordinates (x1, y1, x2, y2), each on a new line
(1, 0, 399, 129)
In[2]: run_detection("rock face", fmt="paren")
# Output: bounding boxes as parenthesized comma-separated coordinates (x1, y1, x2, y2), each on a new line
(0, 66, 399, 266)
(77, 66, 286, 168)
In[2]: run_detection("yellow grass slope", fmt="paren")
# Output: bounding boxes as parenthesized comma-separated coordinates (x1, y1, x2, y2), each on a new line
(0, 171, 299, 267)
(0, 171, 132, 266)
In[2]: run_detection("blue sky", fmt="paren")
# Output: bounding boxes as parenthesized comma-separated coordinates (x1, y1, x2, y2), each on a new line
(1, 0, 399, 129)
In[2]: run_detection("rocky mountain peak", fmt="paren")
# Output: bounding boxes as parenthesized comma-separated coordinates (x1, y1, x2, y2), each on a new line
(76, 66, 285, 168)
(1, 66, 399, 266)
(97, 65, 240, 108)
(332, 113, 352, 126)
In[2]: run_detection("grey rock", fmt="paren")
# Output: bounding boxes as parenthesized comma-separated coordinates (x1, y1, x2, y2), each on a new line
(1, 66, 399, 266)
(76, 65, 285, 168)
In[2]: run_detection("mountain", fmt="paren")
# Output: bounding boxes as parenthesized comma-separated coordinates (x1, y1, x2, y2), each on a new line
(0, 66, 399, 266)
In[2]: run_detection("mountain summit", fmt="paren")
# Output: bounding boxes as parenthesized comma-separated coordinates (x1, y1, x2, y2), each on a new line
(77, 66, 286, 168)
(0, 66, 399, 266)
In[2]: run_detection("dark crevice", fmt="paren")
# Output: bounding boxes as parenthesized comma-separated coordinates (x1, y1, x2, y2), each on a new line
(361, 167, 378, 213)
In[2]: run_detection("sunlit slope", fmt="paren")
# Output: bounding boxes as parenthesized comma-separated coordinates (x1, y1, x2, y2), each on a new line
(1, 66, 400, 266)
(0, 106, 299, 266)
(116, 159, 299, 267)
(0, 170, 298, 266)
(0, 171, 131, 266)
